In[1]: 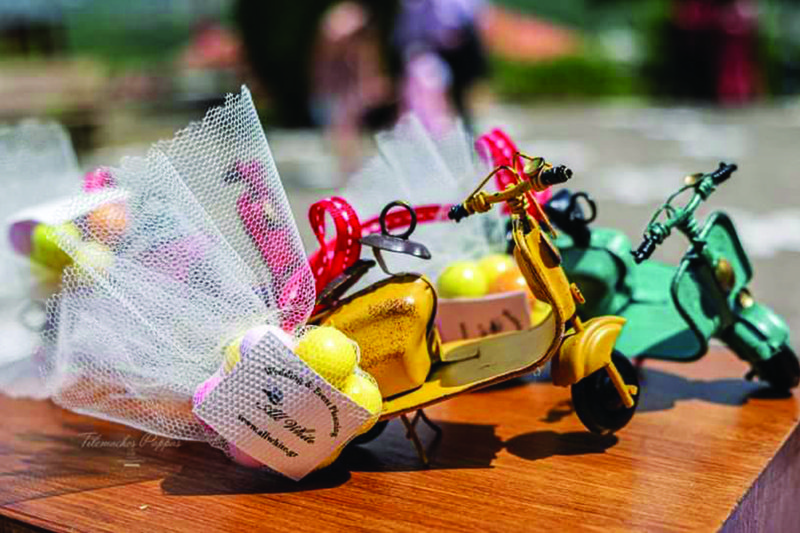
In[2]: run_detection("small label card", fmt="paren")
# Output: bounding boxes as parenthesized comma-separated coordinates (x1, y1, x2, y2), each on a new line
(193, 332, 371, 480)
(437, 291, 531, 342)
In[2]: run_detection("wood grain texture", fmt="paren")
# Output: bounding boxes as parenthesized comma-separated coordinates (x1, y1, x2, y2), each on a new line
(1, 348, 798, 533)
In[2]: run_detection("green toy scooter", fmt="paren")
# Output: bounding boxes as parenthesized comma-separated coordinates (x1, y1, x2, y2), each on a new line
(543, 162, 800, 391)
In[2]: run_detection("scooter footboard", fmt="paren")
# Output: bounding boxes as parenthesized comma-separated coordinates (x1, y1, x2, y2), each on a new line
(381, 312, 560, 419)
(551, 316, 626, 386)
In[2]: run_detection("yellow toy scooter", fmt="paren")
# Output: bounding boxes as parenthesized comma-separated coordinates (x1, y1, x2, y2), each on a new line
(312, 156, 640, 462)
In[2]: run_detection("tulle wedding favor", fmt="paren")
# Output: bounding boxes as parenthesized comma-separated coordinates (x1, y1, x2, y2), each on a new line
(0, 121, 84, 397)
(5, 87, 380, 480)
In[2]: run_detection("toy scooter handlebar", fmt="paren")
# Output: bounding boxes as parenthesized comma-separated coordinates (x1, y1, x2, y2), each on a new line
(709, 162, 738, 186)
(631, 236, 658, 264)
(449, 163, 574, 224)
(631, 162, 738, 263)
(540, 165, 573, 187)
(448, 204, 470, 223)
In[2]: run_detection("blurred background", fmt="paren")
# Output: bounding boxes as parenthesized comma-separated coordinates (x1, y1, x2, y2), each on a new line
(2, 0, 800, 332)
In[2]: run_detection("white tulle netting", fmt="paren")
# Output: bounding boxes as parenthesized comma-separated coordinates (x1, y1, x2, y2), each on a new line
(41, 87, 316, 442)
(342, 115, 506, 285)
(0, 122, 81, 397)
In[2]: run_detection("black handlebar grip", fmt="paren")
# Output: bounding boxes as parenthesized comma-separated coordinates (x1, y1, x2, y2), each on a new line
(710, 162, 738, 186)
(631, 237, 657, 264)
(539, 165, 573, 187)
(448, 204, 469, 223)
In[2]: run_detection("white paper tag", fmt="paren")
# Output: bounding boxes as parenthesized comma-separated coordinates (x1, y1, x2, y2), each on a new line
(193, 332, 371, 480)
(437, 291, 531, 342)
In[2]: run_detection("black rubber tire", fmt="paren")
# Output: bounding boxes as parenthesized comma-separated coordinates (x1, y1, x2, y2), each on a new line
(757, 346, 800, 391)
(571, 351, 640, 435)
(350, 420, 388, 446)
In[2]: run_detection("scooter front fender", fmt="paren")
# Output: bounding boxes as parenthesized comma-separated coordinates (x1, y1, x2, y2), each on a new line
(552, 316, 626, 386)
(729, 301, 791, 361)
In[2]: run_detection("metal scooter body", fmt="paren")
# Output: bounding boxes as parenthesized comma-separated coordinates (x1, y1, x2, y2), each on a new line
(545, 163, 799, 390)
(314, 156, 641, 452)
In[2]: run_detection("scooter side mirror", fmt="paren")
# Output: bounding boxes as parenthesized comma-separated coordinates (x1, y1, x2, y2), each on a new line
(543, 190, 596, 247)
(360, 201, 432, 275)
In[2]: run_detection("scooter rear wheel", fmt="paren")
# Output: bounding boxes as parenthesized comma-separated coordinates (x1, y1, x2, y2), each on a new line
(758, 347, 800, 391)
(571, 351, 640, 435)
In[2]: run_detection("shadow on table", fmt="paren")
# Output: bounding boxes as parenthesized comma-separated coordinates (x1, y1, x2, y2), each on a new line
(342, 420, 501, 474)
(161, 420, 499, 495)
(636, 366, 774, 413)
(541, 399, 575, 423)
(162, 419, 621, 495)
(504, 431, 617, 461)
(538, 364, 786, 424)
(343, 420, 616, 473)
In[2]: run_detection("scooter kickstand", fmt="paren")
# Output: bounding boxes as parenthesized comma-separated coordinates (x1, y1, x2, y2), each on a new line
(400, 409, 442, 467)
(414, 409, 443, 438)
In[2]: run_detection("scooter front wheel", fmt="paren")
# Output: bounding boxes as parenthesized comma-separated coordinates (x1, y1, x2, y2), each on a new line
(571, 351, 640, 435)
(757, 346, 800, 391)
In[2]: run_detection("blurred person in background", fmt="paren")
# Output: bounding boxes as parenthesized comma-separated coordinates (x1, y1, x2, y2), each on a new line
(235, 0, 399, 173)
(234, 0, 397, 128)
(311, 2, 396, 173)
(235, 0, 331, 128)
(652, 0, 762, 104)
(393, 0, 490, 132)
(235, 0, 489, 133)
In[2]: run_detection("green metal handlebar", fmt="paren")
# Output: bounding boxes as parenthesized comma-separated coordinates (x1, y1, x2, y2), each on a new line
(632, 162, 737, 263)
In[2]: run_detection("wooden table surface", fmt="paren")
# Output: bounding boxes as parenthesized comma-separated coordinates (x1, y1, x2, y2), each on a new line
(1, 348, 798, 533)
